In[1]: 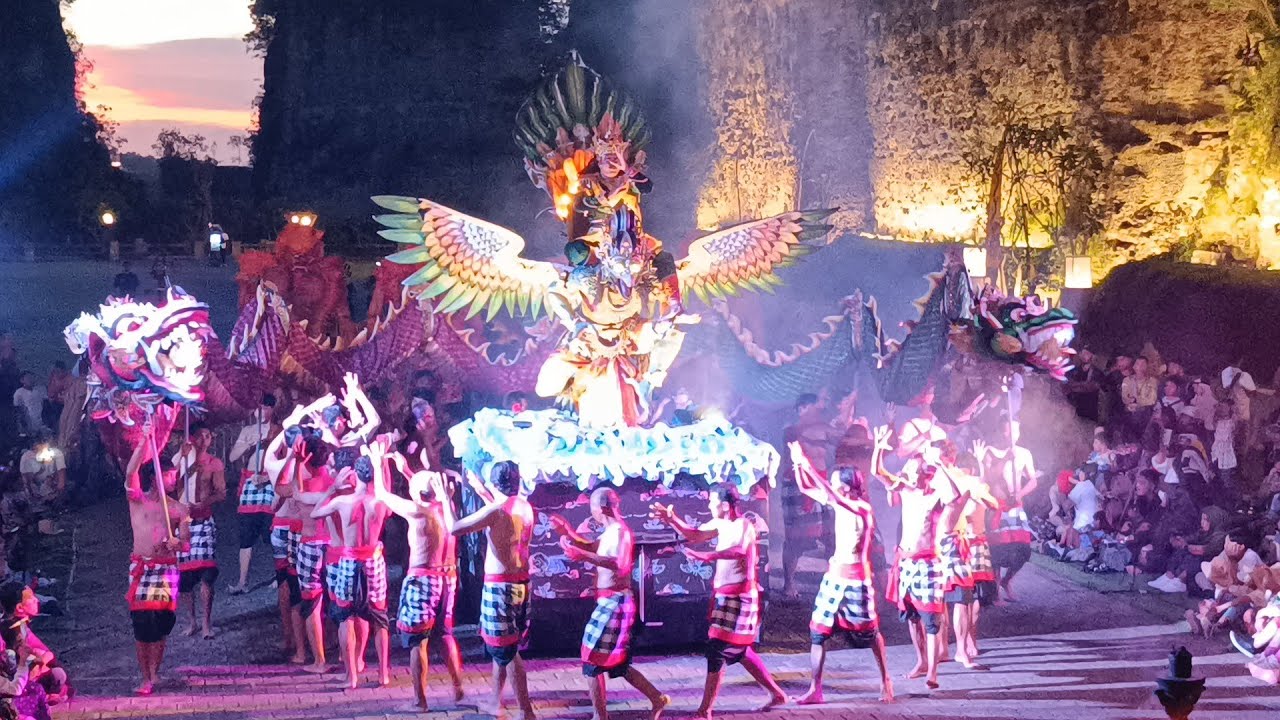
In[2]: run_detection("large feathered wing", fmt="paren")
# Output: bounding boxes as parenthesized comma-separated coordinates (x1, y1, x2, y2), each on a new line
(373, 195, 559, 321)
(676, 209, 836, 305)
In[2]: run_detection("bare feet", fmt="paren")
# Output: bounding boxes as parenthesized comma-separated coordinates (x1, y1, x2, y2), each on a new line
(957, 658, 989, 671)
(691, 711, 712, 720)
(879, 681, 895, 703)
(357, 660, 367, 674)
(454, 683, 465, 702)
(134, 682, 154, 696)
(795, 687, 824, 705)
(301, 663, 332, 674)
(1185, 609, 1203, 636)
(202, 628, 216, 640)
(378, 673, 391, 687)
(926, 676, 939, 690)
(649, 694, 670, 720)
(758, 693, 787, 711)
(227, 583, 248, 595)
(906, 663, 927, 679)
(182, 624, 199, 637)
(405, 702, 428, 713)
(289, 652, 307, 665)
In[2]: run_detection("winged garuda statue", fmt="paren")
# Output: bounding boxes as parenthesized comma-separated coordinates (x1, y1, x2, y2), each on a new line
(376, 59, 835, 427)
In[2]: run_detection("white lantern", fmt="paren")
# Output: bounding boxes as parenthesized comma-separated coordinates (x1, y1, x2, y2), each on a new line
(1064, 255, 1093, 289)
(963, 247, 987, 278)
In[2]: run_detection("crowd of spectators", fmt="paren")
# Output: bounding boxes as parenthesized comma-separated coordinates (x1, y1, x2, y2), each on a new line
(1046, 347, 1280, 647)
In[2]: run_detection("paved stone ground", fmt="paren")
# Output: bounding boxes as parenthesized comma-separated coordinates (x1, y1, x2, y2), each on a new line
(35, 497, 1280, 720)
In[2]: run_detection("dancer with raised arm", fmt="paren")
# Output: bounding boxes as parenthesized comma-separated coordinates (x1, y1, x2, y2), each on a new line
(171, 422, 226, 639)
(440, 461, 536, 720)
(311, 438, 394, 690)
(373, 452, 465, 711)
(124, 423, 191, 696)
(316, 373, 382, 448)
(650, 485, 787, 719)
(276, 434, 337, 675)
(974, 423, 1038, 603)
(932, 442, 996, 670)
(871, 425, 945, 689)
(227, 394, 279, 595)
(550, 488, 670, 720)
(789, 443, 893, 704)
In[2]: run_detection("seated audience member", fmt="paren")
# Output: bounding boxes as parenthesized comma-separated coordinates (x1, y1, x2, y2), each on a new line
(1148, 506, 1231, 594)
(18, 436, 65, 536)
(1187, 526, 1265, 637)
(0, 615, 49, 720)
(0, 582, 67, 704)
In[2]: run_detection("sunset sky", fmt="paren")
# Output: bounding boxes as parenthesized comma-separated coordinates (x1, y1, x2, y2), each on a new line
(63, 0, 262, 165)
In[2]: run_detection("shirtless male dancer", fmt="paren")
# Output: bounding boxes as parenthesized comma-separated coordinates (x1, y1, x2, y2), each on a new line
(789, 443, 893, 704)
(277, 434, 340, 674)
(932, 442, 996, 670)
(955, 449, 998, 659)
(650, 484, 787, 719)
(264, 398, 333, 662)
(312, 441, 394, 690)
(172, 423, 226, 639)
(227, 395, 278, 594)
(374, 452, 465, 711)
(124, 423, 191, 695)
(974, 423, 1038, 602)
(441, 460, 536, 720)
(871, 425, 946, 689)
(550, 488, 670, 720)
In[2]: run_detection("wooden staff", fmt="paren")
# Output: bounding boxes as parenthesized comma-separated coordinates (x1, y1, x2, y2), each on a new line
(145, 405, 174, 540)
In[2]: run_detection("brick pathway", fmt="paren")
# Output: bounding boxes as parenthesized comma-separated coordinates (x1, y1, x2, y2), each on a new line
(37, 498, 1280, 720)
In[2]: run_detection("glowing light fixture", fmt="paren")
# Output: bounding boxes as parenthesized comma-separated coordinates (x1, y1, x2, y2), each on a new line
(100, 211, 116, 226)
(288, 212, 317, 227)
(963, 247, 987, 278)
(1064, 255, 1093, 288)
(110, 160, 122, 169)
(900, 203, 980, 239)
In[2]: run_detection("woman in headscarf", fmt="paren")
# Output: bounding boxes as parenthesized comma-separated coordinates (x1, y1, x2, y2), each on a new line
(1146, 506, 1231, 594)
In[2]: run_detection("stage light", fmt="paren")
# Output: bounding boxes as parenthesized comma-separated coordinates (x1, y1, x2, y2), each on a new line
(963, 247, 987, 278)
(1064, 255, 1093, 288)
(299, 215, 314, 227)
(287, 211, 317, 227)
(110, 160, 122, 169)
(100, 211, 116, 226)
(289, 214, 300, 224)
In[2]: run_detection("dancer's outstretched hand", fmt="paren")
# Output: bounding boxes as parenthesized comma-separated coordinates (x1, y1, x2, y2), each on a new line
(873, 425, 894, 450)
(649, 503, 676, 524)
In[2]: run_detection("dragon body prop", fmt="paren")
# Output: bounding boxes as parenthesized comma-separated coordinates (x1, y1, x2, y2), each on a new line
(379, 59, 835, 427)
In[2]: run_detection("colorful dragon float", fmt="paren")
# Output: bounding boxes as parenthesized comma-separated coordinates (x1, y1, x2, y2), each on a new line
(377, 59, 835, 491)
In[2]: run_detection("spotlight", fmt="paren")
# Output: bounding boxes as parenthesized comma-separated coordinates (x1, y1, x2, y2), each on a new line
(100, 211, 116, 226)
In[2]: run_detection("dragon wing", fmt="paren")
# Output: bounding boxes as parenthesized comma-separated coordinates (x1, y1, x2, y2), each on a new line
(676, 209, 836, 305)
(373, 195, 559, 321)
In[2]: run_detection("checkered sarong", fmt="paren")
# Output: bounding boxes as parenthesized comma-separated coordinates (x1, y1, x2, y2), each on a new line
(708, 589, 760, 646)
(480, 578, 530, 648)
(296, 540, 329, 600)
(992, 504, 1033, 545)
(326, 544, 388, 611)
(810, 573, 878, 636)
(271, 521, 301, 574)
(886, 550, 945, 614)
(178, 518, 217, 572)
(397, 570, 457, 635)
(127, 555, 179, 611)
(238, 470, 275, 514)
(938, 532, 973, 592)
(965, 534, 996, 583)
(581, 590, 636, 669)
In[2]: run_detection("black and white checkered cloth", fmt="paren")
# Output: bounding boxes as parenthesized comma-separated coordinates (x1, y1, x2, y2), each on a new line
(965, 534, 996, 582)
(296, 540, 329, 600)
(480, 580, 530, 649)
(271, 526, 300, 574)
(938, 532, 973, 592)
(237, 470, 275, 511)
(178, 518, 217, 571)
(887, 551, 945, 614)
(397, 572, 458, 635)
(810, 574, 878, 635)
(326, 546, 388, 612)
(127, 556, 180, 611)
(581, 590, 636, 669)
(708, 592, 760, 646)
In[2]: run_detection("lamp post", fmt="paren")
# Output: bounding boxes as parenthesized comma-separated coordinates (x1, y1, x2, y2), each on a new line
(101, 210, 118, 261)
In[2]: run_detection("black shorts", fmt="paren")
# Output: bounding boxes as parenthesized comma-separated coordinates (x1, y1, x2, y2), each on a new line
(899, 598, 942, 635)
(705, 639, 748, 672)
(943, 585, 974, 605)
(328, 601, 389, 629)
(131, 610, 176, 643)
(179, 567, 220, 593)
(239, 513, 274, 549)
(277, 573, 301, 607)
(975, 580, 999, 607)
(583, 657, 631, 679)
(811, 627, 877, 649)
(486, 643, 520, 667)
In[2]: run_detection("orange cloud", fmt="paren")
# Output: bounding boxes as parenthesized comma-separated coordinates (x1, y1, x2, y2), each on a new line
(86, 70, 251, 129)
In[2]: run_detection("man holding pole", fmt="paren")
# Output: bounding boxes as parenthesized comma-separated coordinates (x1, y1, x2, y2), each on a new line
(124, 421, 190, 696)
(227, 394, 279, 594)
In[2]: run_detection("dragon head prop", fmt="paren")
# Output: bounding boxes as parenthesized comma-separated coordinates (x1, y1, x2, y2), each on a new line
(972, 290, 1077, 380)
(65, 287, 214, 406)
